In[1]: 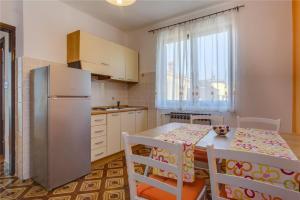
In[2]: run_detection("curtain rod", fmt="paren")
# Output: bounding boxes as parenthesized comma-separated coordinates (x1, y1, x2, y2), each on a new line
(148, 5, 245, 33)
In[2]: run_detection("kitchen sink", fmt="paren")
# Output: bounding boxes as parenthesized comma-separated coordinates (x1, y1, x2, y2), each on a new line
(93, 107, 138, 111)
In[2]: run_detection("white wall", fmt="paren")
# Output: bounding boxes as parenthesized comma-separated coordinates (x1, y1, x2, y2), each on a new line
(22, 0, 128, 64)
(91, 79, 128, 107)
(126, 0, 293, 132)
(0, 0, 23, 57)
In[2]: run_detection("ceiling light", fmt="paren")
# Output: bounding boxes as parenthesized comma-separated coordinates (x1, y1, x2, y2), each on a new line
(106, 0, 136, 7)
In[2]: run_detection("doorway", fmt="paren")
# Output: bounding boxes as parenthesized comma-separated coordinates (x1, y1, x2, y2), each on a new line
(0, 37, 4, 172)
(0, 37, 5, 171)
(0, 22, 16, 176)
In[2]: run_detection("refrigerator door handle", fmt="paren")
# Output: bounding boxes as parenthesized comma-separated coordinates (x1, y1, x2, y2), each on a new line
(50, 96, 90, 99)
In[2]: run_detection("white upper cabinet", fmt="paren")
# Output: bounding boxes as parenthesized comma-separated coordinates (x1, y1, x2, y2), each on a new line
(81, 32, 112, 67)
(110, 43, 126, 81)
(124, 47, 139, 82)
(67, 30, 138, 82)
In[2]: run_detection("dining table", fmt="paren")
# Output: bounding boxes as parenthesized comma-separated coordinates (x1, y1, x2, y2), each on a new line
(137, 122, 300, 199)
(137, 122, 300, 158)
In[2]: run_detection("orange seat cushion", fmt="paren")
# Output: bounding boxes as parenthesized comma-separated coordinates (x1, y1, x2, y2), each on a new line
(136, 175, 206, 200)
(194, 149, 208, 163)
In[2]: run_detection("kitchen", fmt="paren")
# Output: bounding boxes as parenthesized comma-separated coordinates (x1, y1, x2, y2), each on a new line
(28, 29, 149, 190)
(1, 0, 300, 199)
(67, 29, 149, 162)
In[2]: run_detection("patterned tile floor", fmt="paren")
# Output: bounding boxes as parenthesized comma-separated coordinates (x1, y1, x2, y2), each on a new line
(0, 147, 211, 200)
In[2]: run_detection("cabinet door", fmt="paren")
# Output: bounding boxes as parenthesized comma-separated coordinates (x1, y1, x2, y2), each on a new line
(107, 113, 121, 155)
(135, 110, 148, 134)
(110, 44, 125, 81)
(80, 32, 100, 64)
(80, 32, 112, 76)
(125, 48, 139, 82)
(120, 111, 136, 149)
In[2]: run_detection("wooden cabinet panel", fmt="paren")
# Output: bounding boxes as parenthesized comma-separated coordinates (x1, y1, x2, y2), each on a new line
(120, 111, 136, 149)
(125, 48, 139, 82)
(135, 110, 148, 134)
(107, 113, 121, 155)
(67, 30, 80, 63)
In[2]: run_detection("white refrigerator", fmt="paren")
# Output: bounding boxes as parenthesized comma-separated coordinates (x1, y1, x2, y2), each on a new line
(30, 65, 91, 190)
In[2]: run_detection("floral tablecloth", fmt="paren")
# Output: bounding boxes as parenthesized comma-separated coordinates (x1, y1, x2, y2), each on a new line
(151, 124, 211, 182)
(225, 128, 299, 200)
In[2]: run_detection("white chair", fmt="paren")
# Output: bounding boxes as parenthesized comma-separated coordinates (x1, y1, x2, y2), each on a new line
(190, 115, 224, 169)
(190, 115, 224, 125)
(237, 116, 281, 132)
(207, 145, 300, 200)
(122, 132, 207, 200)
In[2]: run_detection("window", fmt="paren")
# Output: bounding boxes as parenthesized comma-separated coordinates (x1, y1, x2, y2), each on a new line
(156, 12, 236, 112)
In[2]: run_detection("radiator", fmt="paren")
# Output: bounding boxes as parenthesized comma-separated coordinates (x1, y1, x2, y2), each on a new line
(163, 112, 211, 125)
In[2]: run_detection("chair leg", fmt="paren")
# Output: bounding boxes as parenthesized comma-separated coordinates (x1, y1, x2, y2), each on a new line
(198, 185, 207, 200)
(144, 150, 153, 176)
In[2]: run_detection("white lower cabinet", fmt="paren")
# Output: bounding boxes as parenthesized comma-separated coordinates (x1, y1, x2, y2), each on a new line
(107, 113, 121, 155)
(91, 114, 107, 162)
(91, 147, 106, 161)
(91, 109, 148, 161)
(135, 110, 148, 133)
(120, 111, 136, 150)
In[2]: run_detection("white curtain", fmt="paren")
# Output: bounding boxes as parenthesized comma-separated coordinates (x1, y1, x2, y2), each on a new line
(155, 11, 237, 112)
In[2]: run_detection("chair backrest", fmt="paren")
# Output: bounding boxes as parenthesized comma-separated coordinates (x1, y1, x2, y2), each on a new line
(122, 132, 183, 200)
(207, 145, 300, 200)
(237, 116, 281, 132)
(190, 114, 224, 125)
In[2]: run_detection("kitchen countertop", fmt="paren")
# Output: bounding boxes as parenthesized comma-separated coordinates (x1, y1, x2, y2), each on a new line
(91, 106, 148, 115)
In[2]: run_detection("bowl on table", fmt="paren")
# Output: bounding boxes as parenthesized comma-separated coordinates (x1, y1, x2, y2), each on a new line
(213, 125, 230, 136)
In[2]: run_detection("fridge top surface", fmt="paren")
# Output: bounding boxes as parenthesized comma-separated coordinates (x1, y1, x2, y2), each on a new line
(47, 66, 91, 97)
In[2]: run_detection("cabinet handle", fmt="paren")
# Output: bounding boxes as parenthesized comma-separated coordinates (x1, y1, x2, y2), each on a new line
(112, 113, 119, 116)
(95, 141, 104, 145)
(95, 119, 104, 122)
(95, 130, 104, 133)
(128, 112, 134, 114)
(101, 62, 109, 66)
(136, 111, 142, 114)
(95, 152, 104, 157)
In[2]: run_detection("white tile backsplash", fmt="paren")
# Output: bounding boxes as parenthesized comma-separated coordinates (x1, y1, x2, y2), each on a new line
(91, 79, 128, 107)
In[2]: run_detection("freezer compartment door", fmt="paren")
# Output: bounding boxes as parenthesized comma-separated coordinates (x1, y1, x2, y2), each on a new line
(48, 66, 91, 97)
(48, 97, 91, 189)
